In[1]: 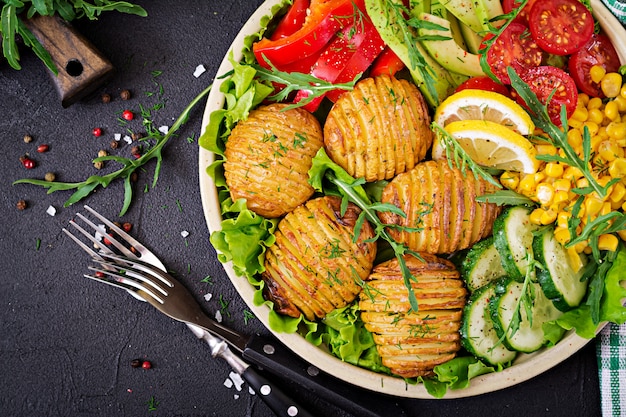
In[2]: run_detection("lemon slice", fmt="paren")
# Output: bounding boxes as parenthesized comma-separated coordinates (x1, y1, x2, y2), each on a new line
(434, 89, 535, 135)
(432, 120, 540, 174)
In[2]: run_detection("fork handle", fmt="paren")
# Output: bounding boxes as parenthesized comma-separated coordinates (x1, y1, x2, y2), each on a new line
(242, 366, 315, 417)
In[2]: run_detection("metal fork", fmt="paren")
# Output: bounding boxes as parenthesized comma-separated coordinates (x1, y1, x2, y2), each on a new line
(63, 205, 314, 417)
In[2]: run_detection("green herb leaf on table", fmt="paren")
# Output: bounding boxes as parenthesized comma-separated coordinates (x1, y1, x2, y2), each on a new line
(13, 85, 212, 216)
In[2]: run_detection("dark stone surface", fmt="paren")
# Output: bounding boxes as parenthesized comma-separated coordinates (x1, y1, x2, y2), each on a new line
(0, 1, 602, 416)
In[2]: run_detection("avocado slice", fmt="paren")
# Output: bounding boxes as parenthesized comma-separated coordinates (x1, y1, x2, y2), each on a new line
(418, 13, 485, 77)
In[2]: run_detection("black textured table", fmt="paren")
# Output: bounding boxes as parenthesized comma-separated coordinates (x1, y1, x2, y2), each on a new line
(1, 1, 602, 416)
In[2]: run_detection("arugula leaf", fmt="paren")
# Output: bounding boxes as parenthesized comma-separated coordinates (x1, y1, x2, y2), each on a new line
(14, 84, 212, 216)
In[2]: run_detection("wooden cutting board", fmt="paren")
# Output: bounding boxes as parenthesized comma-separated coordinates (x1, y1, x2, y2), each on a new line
(22, 14, 114, 107)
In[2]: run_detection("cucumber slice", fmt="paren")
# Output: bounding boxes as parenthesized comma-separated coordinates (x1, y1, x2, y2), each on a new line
(493, 206, 539, 281)
(461, 236, 506, 292)
(460, 282, 517, 365)
(489, 278, 562, 353)
(533, 227, 588, 312)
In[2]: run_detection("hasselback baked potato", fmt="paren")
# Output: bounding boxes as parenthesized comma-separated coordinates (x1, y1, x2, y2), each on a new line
(379, 160, 501, 254)
(262, 196, 377, 321)
(324, 74, 432, 182)
(359, 253, 467, 377)
(224, 103, 323, 218)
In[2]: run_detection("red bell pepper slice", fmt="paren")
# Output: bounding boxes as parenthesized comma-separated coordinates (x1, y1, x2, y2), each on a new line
(253, 0, 362, 67)
(293, 0, 385, 111)
(369, 47, 405, 78)
(270, 0, 310, 40)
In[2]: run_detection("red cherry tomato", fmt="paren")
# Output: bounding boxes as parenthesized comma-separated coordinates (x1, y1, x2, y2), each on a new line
(483, 23, 543, 84)
(528, 0, 594, 55)
(455, 76, 511, 96)
(270, 0, 310, 40)
(502, 0, 539, 25)
(568, 33, 621, 98)
(513, 66, 578, 126)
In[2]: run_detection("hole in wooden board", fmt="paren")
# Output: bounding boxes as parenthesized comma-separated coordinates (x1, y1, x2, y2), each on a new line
(65, 59, 84, 77)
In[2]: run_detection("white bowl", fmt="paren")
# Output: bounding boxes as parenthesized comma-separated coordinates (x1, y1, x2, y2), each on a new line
(198, 0, 626, 398)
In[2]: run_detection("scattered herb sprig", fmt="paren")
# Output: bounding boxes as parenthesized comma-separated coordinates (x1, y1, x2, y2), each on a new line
(13, 85, 212, 216)
(0, 0, 147, 73)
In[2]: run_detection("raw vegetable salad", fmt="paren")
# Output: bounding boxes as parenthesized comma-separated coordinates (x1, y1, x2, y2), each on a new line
(200, 0, 626, 396)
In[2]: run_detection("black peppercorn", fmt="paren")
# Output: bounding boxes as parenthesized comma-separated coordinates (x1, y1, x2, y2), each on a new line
(130, 359, 142, 368)
(120, 89, 131, 100)
(101, 93, 111, 103)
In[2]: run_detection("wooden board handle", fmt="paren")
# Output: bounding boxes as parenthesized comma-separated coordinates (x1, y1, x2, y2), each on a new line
(22, 15, 115, 107)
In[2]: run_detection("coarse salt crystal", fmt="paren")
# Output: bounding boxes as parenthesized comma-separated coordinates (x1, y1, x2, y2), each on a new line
(204, 293, 213, 302)
(215, 310, 222, 323)
(229, 371, 244, 391)
(249, 387, 256, 395)
(158, 126, 169, 134)
(193, 64, 206, 78)
(123, 135, 132, 144)
(180, 230, 189, 238)
(94, 224, 106, 241)
(46, 205, 56, 216)
(223, 378, 233, 389)
(114, 133, 122, 141)
(233, 394, 239, 400)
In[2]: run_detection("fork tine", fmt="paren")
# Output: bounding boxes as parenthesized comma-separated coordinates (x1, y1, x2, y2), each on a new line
(99, 253, 173, 288)
(73, 212, 136, 259)
(87, 264, 166, 304)
(62, 226, 105, 259)
(84, 205, 147, 253)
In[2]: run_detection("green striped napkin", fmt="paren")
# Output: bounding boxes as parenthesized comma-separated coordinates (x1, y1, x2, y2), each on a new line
(596, 323, 626, 417)
(601, 0, 626, 24)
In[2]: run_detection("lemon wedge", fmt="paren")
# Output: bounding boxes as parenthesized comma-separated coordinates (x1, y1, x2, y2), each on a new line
(432, 120, 540, 174)
(434, 89, 535, 135)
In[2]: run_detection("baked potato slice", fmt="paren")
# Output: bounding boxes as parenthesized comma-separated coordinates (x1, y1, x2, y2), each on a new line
(224, 103, 323, 218)
(262, 196, 377, 321)
(324, 74, 432, 182)
(359, 253, 467, 378)
(379, 160, 500, 254)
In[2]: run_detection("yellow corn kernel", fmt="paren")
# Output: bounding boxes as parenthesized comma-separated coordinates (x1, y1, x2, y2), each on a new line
(585, 196, 604, 217)
(588, 108, 604, 125)
(598, 234, 619, 252)
(582, 121, 600, 137)
(535, 144, 558, 156)
(567, 247, 584, 273)
(570, 106, 589, 122)
(590, 65, 606, 84)
(568, 118, 584, 130)
(610, 182, 626, 203)
(530, 208, 544, 225)
(601, 73, 623, 98)
(588, 97, 603, 110)
(554, 227, 571, 245)
(564, 166, 584, 180)
(574, 240, 588, 253)
(621, 83, 626, 99)
(618, 229, 626, 241)
(607, 122, 626, 141)
(500, 171, 519, 189)
(544, 162, 564, 178)
(534, 171, 546, 183)
(590, 134, 603, 153)
(579, 93, 590, 106)
(597, 126, 610, 140)
(567, 128, 583, 149)
(584, 245, 593, 255)
(518, 174, 535, 191)
(553, 178, 571, 192)
(615, 96, 626, 112)
(600, 202, 612, 216)
(609, 158, 626, 178)
(536, 183, 555, 206)
(540, 209, 558, 225)
(553, 190, 570, 205)
(605, 100, 620, 121)
(598, 140, 622, 162)
(577, 177, 590, 189)
(557, 211, 571, 228)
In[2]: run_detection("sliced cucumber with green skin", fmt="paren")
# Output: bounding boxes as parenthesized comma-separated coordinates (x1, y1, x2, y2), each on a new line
(460, 282, 517, 365)
(493, 206, 539, 282)
(533, 227, 588, 312)
(461, 236, 507, 292)
(489, 278, 562, 353)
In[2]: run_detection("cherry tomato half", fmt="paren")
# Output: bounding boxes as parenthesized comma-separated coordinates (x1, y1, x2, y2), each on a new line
(502, 0, 539, 25)
(528, 0, 594, 55)
(483, 23, 543, 84)
(568, 33, 621, 98)
(513, 66, 578, 126)
(454, 76, 511, 97)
